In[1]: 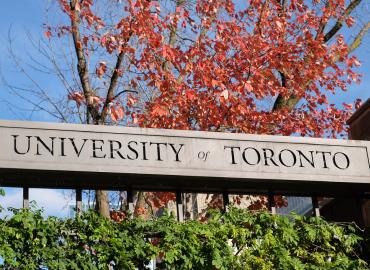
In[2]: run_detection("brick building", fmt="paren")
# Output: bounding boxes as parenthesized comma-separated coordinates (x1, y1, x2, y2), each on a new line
(318, 98, 370, 227)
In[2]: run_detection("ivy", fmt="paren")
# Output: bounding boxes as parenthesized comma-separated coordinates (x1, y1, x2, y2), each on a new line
(0, 207, 368, 269)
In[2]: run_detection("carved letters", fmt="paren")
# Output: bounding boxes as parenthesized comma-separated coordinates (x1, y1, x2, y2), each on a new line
(12, 135, 185, 163)
(12, 134, 352, 171)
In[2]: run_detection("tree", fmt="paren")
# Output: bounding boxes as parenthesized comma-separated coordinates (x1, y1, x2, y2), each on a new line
(4, 0, 369, 217)
(135, 0, 367, 136)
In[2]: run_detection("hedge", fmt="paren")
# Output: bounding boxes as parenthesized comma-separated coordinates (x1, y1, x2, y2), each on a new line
(0, 207, 368, 269)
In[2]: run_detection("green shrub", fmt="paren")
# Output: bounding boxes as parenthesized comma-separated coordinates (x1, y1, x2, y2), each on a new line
(0, 207, 367, 269)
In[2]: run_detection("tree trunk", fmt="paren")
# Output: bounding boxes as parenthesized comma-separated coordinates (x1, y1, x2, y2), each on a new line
(134, 191, 146, 218)
(95, 190, 110, 218)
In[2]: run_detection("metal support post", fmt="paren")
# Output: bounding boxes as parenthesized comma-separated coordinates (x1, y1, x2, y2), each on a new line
(23, 187, 29, 209)
(76, 189, 82, 216)
(176, 191, 184, 222)
(222, 191, 229, 212)
(127, 189, 134, 217)
(311, 196, 320, 217)
(268, 193, 276, 215)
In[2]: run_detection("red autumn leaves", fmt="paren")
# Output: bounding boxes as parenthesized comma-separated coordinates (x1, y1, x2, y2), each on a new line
(60, 0, 360, 135)
(110, 192, 177, 222)
(96, 62, 107, 79)
(67, 91, 126, 122)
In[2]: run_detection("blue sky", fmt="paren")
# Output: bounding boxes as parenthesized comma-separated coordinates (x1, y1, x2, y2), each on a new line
(0, 1, 369, 217)
(0, 1, 73, 217)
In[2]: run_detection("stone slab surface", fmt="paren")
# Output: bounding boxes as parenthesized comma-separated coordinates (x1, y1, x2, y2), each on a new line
(0, 120, 368, 187)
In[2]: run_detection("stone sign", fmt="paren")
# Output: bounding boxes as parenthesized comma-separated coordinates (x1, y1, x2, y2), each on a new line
(0, 120, 369, 186)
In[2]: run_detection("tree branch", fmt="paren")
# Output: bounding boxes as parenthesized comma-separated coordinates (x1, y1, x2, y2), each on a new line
(273, 0, 364, 112)
(69, 0, 100, 124)
(315, 1, 331, 39)
(100, 50, 126, 123)
(324, 0, 362, 42)
(114, 90, 138, 100)
(162, 0, 186, 73)
(100, 16, 135, 124)
(348, 21, 370, 54)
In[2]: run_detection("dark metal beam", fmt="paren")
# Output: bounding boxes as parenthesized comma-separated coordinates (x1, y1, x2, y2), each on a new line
(23, 187, 29, 209)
